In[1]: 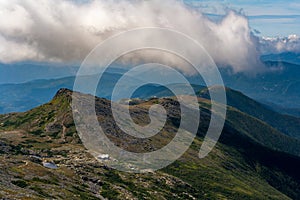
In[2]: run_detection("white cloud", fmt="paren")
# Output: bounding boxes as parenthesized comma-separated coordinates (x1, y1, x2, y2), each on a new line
(260, 35, 300, 54)
(0, 0, 264, 73)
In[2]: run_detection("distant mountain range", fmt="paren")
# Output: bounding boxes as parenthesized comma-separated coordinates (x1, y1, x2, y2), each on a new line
(0, 71, 139, 114)
(0, 88, 300, 199)
(261, 52, 300, 65)
(0, 62, 78, 84)
(199, 87, 300, 140)
(220, 60, 300, 112)
(1, 54, 300, 116)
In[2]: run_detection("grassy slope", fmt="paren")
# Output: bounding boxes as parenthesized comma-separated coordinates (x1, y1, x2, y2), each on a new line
(0, 89, 300, 199)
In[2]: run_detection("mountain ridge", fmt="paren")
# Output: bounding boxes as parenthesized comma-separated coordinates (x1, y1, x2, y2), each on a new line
(1, 89, 300, 199)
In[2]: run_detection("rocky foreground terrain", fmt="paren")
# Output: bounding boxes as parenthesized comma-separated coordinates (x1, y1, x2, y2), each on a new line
(1, 89, 300, 199)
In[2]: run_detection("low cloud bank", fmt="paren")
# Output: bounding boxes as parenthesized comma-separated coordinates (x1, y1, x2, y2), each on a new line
(260, 35, 300, 54)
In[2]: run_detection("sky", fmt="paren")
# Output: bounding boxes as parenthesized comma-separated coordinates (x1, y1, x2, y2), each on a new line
(0, 0, 299, 74)
(73, 0, 300, 36)
(185, 0, 300, 37)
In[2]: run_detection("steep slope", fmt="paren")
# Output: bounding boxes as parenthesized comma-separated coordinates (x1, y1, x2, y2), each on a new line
(199, 87, 300, 140)
(264, 102, 300, 118)
(0, 89, 300, 199)
(220, 61, 300, 109)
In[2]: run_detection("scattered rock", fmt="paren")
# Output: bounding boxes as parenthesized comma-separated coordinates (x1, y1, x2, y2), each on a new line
(97, 154, 110, 161)
(29, 155, 42, 164)
(43, 162, 58, 169)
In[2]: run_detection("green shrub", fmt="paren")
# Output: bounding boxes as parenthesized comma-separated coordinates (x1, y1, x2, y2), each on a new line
(12, 180, 28, 188)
